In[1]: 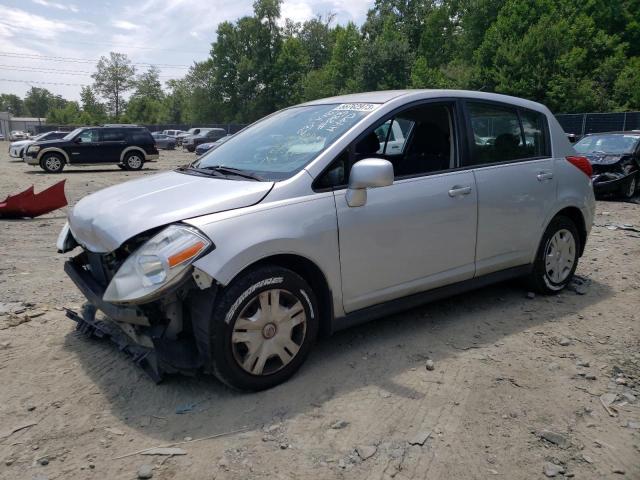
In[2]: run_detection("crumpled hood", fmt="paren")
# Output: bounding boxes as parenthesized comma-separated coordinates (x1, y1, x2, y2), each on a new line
(585, 153, 626, 165)
(68, 170, 273, 252)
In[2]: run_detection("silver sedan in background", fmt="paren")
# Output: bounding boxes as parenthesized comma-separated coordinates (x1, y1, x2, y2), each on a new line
(59, 90, 595, 391)
(151, 132, 176, 150)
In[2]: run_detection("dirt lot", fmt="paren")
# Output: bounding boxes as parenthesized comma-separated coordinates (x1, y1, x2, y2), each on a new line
(0, 141, 638, 480)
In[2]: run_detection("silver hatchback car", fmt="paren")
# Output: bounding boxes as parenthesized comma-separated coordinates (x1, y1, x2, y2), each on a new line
(58, 90, 595, 390)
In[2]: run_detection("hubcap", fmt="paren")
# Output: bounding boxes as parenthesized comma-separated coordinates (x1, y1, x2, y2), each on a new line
(128, 155, 142, 168)
(545, 229, 576, 284)
(46, 157, 61, 170)
(231, 289, 307, 376)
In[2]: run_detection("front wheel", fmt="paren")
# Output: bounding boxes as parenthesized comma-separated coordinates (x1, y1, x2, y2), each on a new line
(39, 153, 65, 173)
(122, 152, 144, 171)
(527, 215, 580, 294)
(621, 173, 637, 199)
(210, 266, 319, 391)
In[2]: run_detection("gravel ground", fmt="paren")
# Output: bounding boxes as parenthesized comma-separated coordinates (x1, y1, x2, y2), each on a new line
(0, 141, 639, 479)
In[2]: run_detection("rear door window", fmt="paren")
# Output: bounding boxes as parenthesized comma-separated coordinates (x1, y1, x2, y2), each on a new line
(102, 128, 126, 142)
(467, 102, 550, 165)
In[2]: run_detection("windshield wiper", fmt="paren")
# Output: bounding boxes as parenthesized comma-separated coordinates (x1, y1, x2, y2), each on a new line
(177, 165, 227, 178)
(203, 165, 262, 181)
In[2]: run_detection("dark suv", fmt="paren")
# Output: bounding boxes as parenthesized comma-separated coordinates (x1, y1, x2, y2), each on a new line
(25, 125, 159, 173)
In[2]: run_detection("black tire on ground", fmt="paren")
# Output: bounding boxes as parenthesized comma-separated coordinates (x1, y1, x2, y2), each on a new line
(210, 265, 319, 391)
(167, 143, 175, 150)
(620, 173, 637, 199)
(527, 215, 580, 295)
(39, 153, 65, 173)
(122, 151, 144, 171)
(186, 147, 195, 152)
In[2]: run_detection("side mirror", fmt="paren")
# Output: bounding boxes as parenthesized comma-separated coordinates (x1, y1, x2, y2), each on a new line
(74, 137, 82, 144)
(346, 158, 394, 207)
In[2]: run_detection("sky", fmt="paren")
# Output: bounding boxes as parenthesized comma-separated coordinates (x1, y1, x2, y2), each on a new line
(0, 0, 373, 102)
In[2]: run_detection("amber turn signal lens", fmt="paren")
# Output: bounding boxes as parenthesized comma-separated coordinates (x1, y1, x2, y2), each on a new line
(167, 241, 206, 268)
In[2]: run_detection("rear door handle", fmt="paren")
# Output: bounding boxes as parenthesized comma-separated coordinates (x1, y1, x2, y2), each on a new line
(537, 171, 554, 181)
(448, 185, 472, 197)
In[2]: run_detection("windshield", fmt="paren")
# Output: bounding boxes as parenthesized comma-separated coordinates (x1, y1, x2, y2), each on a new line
(575, 134, 640, 155)
(63, 128, 84, 140)
(192, 103, 378, 180)
(32, 132, 49, 141)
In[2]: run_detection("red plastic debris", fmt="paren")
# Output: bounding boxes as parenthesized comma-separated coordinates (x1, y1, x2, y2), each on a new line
(0, 180, 68, 218)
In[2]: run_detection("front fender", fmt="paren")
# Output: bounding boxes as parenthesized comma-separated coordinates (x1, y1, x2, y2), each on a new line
(186, 192, 345, 317)
(37, 147, 70, 164)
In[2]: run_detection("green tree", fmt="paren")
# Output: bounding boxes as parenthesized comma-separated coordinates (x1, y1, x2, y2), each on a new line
(326, 23, 362, 94)
(0, 94, 25, 115)
(134, 66, 164, 99)
(79, 86, 107, 124)
(475, 0, 627, 112)
(126, 96, 163, 124)
(91, 52, 136, 120)
(47, 102, 82, 125)
(24, 87, 53, 119)
(613, 57, 640, 110)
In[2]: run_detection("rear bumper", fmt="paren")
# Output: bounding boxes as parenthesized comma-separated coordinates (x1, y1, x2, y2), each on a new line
(146, 153, 159, 161)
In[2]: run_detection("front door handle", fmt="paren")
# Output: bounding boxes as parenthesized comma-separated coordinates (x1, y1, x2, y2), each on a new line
(537, 171, 554, 181)
(448, 185, 472, 197)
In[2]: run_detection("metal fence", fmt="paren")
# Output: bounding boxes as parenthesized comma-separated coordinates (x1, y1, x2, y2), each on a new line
(555, 112, 640, 137)
(34, 123, 248, 134)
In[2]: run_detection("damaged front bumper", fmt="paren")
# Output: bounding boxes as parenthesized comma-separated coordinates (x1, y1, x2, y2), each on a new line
(64, 257, 218, 382)
(591, 171, 635, 194)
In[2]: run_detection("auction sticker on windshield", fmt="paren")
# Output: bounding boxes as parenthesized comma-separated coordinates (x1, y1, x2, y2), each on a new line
(333, 103, 379, 112)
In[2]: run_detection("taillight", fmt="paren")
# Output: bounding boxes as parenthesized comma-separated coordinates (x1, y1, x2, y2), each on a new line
(566, 156, 592, 177)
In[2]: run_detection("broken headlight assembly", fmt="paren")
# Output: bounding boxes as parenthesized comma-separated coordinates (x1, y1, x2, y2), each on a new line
(103, 224, 212, 304)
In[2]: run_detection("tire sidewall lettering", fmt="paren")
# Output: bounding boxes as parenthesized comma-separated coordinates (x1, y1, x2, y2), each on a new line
(225, 276, 284, 324)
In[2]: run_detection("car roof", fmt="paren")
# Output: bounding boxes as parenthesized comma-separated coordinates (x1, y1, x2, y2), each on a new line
(300, 89, 548, 113)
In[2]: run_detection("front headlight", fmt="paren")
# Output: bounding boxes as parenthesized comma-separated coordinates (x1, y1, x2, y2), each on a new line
(103, 224, 212, 304)
(56, 221, 78, 253)
(29, 145, 40, 153)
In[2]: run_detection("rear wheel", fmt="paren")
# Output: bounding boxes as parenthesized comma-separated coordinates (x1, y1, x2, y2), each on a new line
(39, 153, 65, 173)
(210, 266, 319, 391)
(528, 215, 580, 294)
(122, 152, 144, 171)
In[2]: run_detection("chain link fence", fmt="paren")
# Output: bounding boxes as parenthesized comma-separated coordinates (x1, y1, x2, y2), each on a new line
(556, 112, 640, 137)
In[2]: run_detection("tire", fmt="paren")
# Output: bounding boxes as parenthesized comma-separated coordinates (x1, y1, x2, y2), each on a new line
(39, 153, 65, 173)
(527, 215, 580, 294)
(621, 173, 637, 199)
(186, 147, 195, 152)
(210, 265, 319, 391)
(117, 164, 126, 170)
(167, 143, 175, 150)
(122, 151, 144, 171)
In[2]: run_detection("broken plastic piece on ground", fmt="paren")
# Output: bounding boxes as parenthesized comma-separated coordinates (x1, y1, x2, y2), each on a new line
(0, 180, 67, 218)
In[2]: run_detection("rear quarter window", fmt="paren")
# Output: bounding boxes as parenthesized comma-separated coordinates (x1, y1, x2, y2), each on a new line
(129, 129, 153, 144)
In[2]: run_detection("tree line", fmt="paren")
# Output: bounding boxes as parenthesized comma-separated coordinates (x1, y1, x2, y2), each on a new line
(1, 0, 639, 126)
